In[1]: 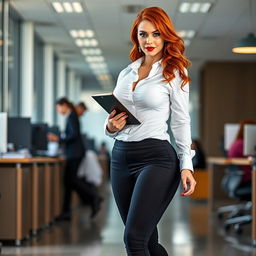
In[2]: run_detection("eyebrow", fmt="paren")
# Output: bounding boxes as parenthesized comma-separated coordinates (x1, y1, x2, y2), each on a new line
(138, 30, 160, 33)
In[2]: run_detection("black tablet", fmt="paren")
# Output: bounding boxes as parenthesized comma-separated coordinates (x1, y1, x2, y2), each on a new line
(91, 93, 141, 125)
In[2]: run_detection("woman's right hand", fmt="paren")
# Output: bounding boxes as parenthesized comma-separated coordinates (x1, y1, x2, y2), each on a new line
(106, 110, 128, 133)
(47, 133, 59, 142)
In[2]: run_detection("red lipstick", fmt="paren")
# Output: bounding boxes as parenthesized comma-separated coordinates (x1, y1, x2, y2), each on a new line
(145, 47, 155, 51)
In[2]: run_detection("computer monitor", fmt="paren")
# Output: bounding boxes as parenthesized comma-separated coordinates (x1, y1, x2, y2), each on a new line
(8, 117, 32, 151)
(224, 123, 239, 150)
(31, 123, 48, 152)
(0, 113, 7, 153)
(244, 124, 256, 155)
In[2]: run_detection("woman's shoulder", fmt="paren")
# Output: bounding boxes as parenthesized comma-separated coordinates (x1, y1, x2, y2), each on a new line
(166, 68, 189, 93)
(118, 65, 132, 78)
(118, 58, 143, 77)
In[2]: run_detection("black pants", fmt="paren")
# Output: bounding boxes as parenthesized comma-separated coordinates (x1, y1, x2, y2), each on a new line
(111, 139, 181, 256)
(63, 157, 83, 213)
(63, 158, 101, 213)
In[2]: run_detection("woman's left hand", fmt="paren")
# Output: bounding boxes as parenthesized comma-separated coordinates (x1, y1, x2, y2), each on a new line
(180, 169, 196, 196)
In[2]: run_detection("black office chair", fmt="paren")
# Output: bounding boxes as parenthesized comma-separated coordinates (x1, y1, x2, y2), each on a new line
(217, 165, 252, 234)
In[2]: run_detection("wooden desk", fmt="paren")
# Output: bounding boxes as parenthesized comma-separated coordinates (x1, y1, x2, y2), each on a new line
(207, 157, 256, 244)
(0, 157, 65, 245)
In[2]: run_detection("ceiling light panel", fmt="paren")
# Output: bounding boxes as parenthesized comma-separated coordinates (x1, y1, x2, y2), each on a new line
(69, 30, 95, 38)
(72, 2, 83, 13)
(63, 2, 73, 13)
(177, 30, 196, 39)
(52, 2, 64, 13)
(179, 2, 212, 13)
(75, 39, 99, 47)
(51, 1, 84, 14)
(85, 56, 105, 62)
(81, 48, 102, 55)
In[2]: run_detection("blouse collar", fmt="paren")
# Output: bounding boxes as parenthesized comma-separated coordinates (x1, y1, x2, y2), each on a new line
(129, 57, 162, 73)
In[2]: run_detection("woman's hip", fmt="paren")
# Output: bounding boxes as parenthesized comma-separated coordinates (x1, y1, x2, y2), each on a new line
(111, 138, 179, 171)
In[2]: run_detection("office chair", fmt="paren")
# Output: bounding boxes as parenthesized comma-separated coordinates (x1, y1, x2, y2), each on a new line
(217, 165, 252, 234)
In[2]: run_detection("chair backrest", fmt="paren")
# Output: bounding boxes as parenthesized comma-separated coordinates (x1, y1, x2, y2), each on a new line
(221, 165, 243, 198)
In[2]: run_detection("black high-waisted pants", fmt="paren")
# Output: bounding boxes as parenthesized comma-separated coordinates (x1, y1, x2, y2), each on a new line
(111, 138, 181, 256)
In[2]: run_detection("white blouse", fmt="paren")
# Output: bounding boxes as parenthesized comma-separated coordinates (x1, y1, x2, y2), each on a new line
(104, 57, 195, 172)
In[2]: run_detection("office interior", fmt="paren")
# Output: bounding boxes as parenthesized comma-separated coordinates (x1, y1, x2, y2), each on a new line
(0, 0, 256, 255)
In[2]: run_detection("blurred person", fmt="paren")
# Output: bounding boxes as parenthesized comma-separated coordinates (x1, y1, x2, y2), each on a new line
(228, 120, 256, 184)
(75, 102, 87, 117)
(104, 7, 196, 255)
(48, 97, 98, 220)
(98, 142, 111, 179)
(191, 139, 206, 169)
(75, 102, 103, 218)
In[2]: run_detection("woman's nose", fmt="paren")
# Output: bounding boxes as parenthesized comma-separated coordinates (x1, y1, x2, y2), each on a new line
(146, 36, 152, 44)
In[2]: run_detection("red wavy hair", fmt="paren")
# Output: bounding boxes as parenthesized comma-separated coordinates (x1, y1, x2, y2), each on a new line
(130, 7, 191, 88)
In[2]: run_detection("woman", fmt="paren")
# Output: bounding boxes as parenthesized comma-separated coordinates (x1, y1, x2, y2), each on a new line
(48, 98, 101, 220)
(228, 120, 256, 184)
(104, 7, 196, 256)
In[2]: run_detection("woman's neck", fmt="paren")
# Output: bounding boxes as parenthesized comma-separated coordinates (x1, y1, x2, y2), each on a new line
(142, 53, 162, 67)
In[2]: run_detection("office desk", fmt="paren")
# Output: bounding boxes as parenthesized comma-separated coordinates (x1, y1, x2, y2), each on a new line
(0, 157, 65, 245)
(207, 157, 256, 244)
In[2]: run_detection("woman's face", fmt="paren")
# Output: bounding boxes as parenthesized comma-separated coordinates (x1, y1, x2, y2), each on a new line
(56, 104, 69, 115)
(137, 19, 164, 59)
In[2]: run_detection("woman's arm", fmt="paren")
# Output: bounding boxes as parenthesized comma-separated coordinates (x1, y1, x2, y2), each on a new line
(169, 71, 196, 196)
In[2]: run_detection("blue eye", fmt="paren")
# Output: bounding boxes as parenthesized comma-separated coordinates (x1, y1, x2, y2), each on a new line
(153, 32, 160, 37)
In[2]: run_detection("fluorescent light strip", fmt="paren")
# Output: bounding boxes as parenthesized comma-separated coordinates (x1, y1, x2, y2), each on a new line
(72, 2, 83, 13)
(86, 30, 94, 38)
(75, 39, 84, 47)
(70, 30, 95, 38)
(90, 63, 107, 69)
(179, 3, 190, 13)
(200, 3, 211, 13)
(190, 3, 200, 13)
(63, 2, 73, 13)
(75, 39, 99, 47)
(81, 48, 102, 55)
(85, 56, 105, 62)
(70, 30, 78, 38)
(52, 2, 64, 13)
(52, 1, 84, 14)
(78, 30, 86, 38)
(179, 2, 212, 13)
(90, 39, 98, 46)
(177, 30, 195, 39)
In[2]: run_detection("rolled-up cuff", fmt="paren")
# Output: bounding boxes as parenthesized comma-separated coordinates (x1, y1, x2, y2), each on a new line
(104, 126, 119, 138)
(179, 150, 195, 172)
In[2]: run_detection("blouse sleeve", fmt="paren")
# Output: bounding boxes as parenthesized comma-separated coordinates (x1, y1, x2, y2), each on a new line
(169, 71, 195, 172)
(103, 68, 126, 139)
(104, 116, 119, 138)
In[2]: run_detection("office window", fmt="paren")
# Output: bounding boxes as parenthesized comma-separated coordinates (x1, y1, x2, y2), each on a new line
(8, 8, 21, 116)
(33, 33, 44, 122)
